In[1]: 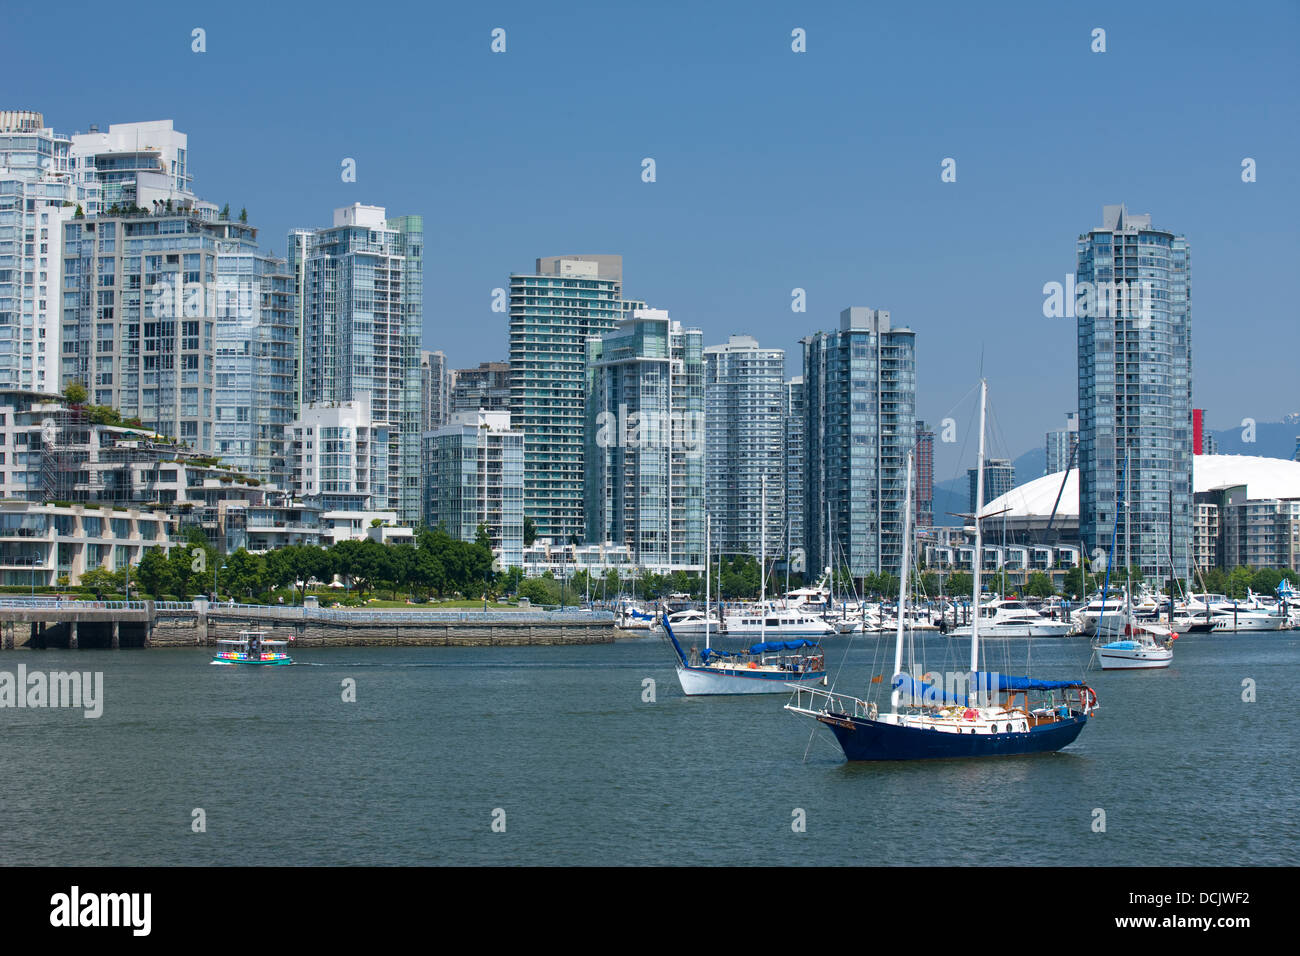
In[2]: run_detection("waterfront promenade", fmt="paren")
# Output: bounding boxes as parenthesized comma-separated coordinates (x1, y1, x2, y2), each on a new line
(0, 599, 616, 649)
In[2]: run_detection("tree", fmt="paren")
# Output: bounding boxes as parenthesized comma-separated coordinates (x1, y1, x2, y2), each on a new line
(946, 572, 973, 598)
(1025, 572, 1057, 598)
(1061, 566, 1085, 600)
(166, 542, 201, 599)
(63, 381, 88, 405)
(220, 203, 230, 220)
(500, 566, 524, 597)
(238, 207, 248, 223)
(224, 548, 266, 600)
(523, 516, 537, 547)
(79, 565, 124, 599)
(135, 547, 171, 598)
(519, 577, 558, 606)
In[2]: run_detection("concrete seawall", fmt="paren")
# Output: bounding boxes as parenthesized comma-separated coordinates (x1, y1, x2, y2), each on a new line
(151, 618, 615, 647)
(0, 600, 618, 649)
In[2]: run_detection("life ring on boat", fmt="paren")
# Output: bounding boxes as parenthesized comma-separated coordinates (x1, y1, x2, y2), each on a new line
(747, 661, 759, 669)
(1080, 687, 1097, 714)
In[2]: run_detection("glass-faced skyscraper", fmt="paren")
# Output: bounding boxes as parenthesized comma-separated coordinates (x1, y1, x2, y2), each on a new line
(583, 308, 703, 572)
(291, 204, 423, 522)
(1077, 204, 1191, 583)
(1045, 411, 1079, 475)
(0, 110, 79, 394)
(214, 244, 296, 486)
(802, 308, 916, 580)
(509, 255, 623, 542)
(703, 335, 786, 561)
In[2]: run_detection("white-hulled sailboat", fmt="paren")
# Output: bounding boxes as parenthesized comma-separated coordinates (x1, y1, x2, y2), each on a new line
(667, 501, 827, 695)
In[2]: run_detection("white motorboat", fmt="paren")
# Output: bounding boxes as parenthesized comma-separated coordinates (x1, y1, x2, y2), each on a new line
(948, 598, 1073, 638)
(723, 605, 836, 638)
(658, 607, 721, 636)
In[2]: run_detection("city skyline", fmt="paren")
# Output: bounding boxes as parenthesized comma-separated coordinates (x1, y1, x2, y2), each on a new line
(5, 2, 1295, 489)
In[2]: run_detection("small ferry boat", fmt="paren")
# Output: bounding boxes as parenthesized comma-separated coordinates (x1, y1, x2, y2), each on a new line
(211, 630, 293, 666)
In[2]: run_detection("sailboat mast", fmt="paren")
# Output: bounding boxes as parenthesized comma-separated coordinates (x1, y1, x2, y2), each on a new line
(970, 378, 987, 675)
(705, 513, 711, 651)
(760, 474, 767, 643)
(892, 451, 914, 708)
(1124, 447, 1132, 613)
(1168, 486, 1175, 628)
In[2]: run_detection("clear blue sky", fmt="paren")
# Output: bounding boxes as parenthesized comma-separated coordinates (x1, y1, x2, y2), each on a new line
(6, 0, 1297, 485)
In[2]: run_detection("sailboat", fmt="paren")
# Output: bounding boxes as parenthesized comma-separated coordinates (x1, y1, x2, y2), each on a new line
(785, 380, 1097, 760)
(666, 504, 827, 695)
(1095, 452, 1175, 669)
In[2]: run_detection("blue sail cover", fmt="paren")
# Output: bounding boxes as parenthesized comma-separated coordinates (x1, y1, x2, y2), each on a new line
(891, 672, 1083, 706)
(891, 673, 968, 706)
(700, 648, 737, 662)
(748, 640, 818, 654)
(977, 672, 1084, 692)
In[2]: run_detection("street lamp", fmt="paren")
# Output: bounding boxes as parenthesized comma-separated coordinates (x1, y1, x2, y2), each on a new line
(214, 562, 227, 602)
(31, 551, 38, 598)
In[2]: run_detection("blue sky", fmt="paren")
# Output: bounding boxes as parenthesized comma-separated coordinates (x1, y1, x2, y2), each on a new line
(6, 0, 1297, 485)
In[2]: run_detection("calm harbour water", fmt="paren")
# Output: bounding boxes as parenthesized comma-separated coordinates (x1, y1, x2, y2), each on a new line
(1, 630, 1296, 866)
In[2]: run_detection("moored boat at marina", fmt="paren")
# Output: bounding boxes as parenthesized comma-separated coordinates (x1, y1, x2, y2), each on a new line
(948, 598, 1073, 639)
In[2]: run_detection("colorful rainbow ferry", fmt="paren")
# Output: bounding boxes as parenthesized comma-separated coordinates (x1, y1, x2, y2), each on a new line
(211, 630, 293, 666)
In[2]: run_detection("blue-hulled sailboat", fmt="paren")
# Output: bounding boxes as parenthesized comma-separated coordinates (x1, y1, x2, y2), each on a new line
(785, 380, 1096, 760)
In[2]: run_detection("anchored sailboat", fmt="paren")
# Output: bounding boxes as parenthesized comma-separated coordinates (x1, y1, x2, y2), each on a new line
(1095, 452, 1175, 669)
(785, 379, 1097, 760)
(666, 503, 827, 695)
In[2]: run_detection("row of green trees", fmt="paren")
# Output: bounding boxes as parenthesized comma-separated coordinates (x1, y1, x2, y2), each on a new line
(113, 526, 496, 603)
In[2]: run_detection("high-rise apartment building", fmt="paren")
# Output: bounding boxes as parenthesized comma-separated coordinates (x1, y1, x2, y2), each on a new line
(213, 244, 296, 484)
(785, 376, 807, 570)
(450, 361, 510, 414)
(420, 349, 450, 432)
(969, 458, 1015, 514)
(702, 335, 786, 560)
(291, 204, 423, 522)
(583, 308, 703, 572)
(423, 410, 524, 570)
(0, 110, 83, 393)
(60, 212, 233, 450)
(508, 255, 623, 542)
(915, 420, 935, 529)
(1077, 204, 1191, 582)
(803, 308, 916, 579)
(68, 119, 212, 220)
(1046, 411, 1079, 474)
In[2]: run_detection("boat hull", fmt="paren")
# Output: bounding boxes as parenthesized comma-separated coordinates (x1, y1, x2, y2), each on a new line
(211, 656, 293, 666)
(676, 664, 825, 696)
(819, 711, 1087, 761)
(1097, 644, 1172, 669)
(948, 623, 1072, 639)
(721, 625, 834, 638)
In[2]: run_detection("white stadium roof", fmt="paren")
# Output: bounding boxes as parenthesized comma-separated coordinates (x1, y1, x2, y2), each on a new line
(980, 454, 1300, 520)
